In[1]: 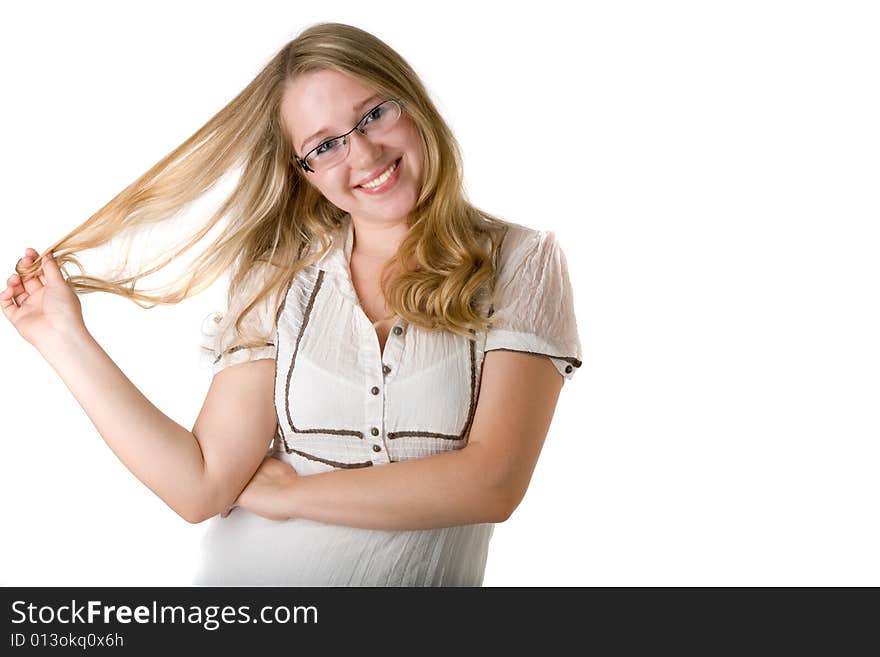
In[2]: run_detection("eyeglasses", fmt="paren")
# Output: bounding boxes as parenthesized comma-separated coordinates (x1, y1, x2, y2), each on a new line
(293, 98, 405, 174)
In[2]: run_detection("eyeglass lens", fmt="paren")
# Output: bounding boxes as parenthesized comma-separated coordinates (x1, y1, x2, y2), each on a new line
(305, 100, 401, 172)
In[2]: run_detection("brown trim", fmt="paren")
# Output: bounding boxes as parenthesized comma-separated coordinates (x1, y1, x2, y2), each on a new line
(387, 329, 478, 442)
(275, 273, 297, 324)
(484, 347, 582, 369)
(272, 275, 298, 455)
(274, 264, 481, 466)
(213, 342, 275, 365)
(212, 241, 320, 366)
(485, 223, 507, 321)
(277, 268, 364, 462)
(272, 425, 374, 469)
(287, 447, 373, 469)
(283, 269, 364, 438)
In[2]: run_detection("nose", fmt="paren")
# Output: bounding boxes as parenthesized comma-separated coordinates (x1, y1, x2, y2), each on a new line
(347, 129, 383, 168)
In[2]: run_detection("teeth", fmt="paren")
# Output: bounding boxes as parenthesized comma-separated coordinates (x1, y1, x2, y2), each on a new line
(361, 160, 397, 188)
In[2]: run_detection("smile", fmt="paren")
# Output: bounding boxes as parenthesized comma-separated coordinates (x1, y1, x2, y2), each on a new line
(356, 158, 402, 194)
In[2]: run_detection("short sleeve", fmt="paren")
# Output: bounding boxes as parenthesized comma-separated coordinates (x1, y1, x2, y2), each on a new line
(484, 228, 583, 381)
(200, 261, 281, 377)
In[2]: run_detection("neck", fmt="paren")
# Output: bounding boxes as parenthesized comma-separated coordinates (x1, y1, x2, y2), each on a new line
(349, 215, 409, 259)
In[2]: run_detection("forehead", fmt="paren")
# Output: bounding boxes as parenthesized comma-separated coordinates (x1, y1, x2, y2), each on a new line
(281, 69, 380, 151)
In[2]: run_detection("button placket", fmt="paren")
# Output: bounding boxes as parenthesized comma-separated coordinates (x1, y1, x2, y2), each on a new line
(382, 321, 406, 374)
(366, 378, 386, 460)
(370, 320, 406, 462)
(367, 336, 387, 461)
(370, 425, 383, 453)
(362, 320, 387, 461)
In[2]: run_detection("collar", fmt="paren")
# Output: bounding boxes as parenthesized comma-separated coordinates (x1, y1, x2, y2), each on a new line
(306, 214, 360, 303)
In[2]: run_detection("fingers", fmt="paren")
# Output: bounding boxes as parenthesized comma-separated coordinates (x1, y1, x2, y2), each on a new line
(4, 242, 71, 321)
(19, 251, 43, 295)
(0, 281, 18, 315)
(5, 247, 52, 303)
(4, 269, 28, 307)
(38, 248, 64, 284)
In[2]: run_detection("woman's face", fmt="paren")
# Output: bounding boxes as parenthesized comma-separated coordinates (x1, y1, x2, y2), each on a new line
(281, 69, 424, 226)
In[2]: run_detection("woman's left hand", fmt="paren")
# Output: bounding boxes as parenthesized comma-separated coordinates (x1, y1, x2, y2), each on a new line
(221, 456, 299, 521)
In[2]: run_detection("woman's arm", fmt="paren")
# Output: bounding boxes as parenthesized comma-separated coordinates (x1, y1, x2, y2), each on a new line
(5, 248, 278, 525)
(39, 328, 278, 524)
(245, 444, 508, 530)
(39, 329, 211, 521)
(234, 350, 564, 531)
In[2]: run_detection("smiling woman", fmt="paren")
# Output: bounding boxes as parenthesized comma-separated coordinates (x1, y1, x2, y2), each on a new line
(1, 20, 582, 587)
(281, 68, 424, 229)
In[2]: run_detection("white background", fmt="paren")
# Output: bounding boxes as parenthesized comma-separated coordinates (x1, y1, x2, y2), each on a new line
(1, 1, 878, 586)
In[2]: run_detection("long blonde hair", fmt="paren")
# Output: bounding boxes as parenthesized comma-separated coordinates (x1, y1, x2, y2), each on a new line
(15, 22, 510, 360)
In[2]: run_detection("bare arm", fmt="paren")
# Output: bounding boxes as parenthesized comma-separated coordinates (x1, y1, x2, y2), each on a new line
(235, 350, 564, 530)
(39, 329, 275, 523)
(37, 329, 207, 521)
(4, 247, 277, 524)
(237, 443, 508, 530)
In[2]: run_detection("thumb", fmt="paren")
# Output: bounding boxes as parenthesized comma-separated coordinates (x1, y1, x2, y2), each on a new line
(39, 250, 65, 284)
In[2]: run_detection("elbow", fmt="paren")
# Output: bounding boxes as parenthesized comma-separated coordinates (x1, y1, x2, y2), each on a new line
(493, 504, 512, 524)
(158, 495, 207, 524)
(491, 467, 531, 522)
(177, 494, 217, 524)
(179, 504, 209, 524)
(464, 443, 522, 523)
(182, 509, 209, 525)
(491, 487, 521, 523)
(180, 481, 228, 524)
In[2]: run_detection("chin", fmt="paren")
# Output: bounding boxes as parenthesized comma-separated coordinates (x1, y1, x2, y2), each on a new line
(355, 186, 417, 216)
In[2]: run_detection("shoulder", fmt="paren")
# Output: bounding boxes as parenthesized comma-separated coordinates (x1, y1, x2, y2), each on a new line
(224, 258, 299, 323)
(494, 221, 562, 277)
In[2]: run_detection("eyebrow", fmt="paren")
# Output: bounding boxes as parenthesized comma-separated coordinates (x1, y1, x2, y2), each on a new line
(300, 93, 383, 153)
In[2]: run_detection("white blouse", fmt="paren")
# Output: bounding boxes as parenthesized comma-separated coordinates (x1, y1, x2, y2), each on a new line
(192, 213, 582, 586)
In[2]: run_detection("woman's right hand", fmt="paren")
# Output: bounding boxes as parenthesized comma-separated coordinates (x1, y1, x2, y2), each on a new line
(1, 247, 87, 352)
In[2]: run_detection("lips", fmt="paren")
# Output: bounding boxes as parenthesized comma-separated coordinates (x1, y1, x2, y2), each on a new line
(355, 158, 401, 187)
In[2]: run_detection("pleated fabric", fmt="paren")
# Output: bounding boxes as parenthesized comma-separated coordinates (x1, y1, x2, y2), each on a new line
(194, 213, 582, 586)
(192, 511, 494, 587)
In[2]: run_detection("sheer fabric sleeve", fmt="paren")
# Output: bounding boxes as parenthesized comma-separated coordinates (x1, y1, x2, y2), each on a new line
(200, 261, 281, 377)
(485, 228, 583, 381)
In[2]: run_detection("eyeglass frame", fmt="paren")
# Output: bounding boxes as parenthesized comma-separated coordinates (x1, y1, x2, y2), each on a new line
(292, 98, 406, 174)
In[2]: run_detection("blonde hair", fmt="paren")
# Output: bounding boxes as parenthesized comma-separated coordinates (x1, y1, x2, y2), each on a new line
(15, 22, 510, 361)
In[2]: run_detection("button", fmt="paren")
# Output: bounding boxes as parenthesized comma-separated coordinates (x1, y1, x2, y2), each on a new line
(371, 386, 380, 395)
(382, 364, 391, 375)
(372, 444, 382, 452)
(565, 365, 573, 374)
(393, 326, 403, 335)
(371, 427, 379, 436)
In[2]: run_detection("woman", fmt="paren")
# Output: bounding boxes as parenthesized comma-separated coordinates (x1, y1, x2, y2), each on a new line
(1, 22, 582, 586)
